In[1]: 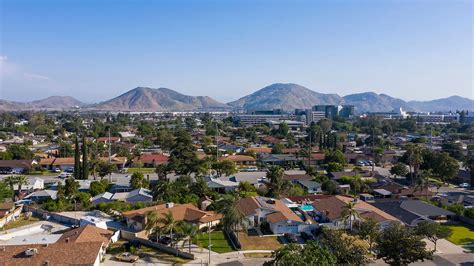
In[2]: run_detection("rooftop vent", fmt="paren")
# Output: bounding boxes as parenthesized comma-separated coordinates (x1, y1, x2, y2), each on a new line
(166, 202, 174, 208)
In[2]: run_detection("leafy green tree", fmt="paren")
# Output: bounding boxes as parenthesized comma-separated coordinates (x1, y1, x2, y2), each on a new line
(89, 180, 107, 196)
(0, 181, 13, 202)
(271, 143, 284, 154)
(155, 164, 171, 180)
(3, 176, 17, 201)
(76, 192, 92, 209)
(6, 144, 34, 160)
(129, 172, 149, 189)
(324, 149, 347, 165)
(404, 144, 424, 185)
(218, 160, 238, 177)
(152, 180, 174, 201)
(326, 162, 343, 172)
(320, 228, 369, 265)
(169, 129, 198, 175)
(358, 218, 380, 252)
(375, 222, 432, 266)
(390, 162, 409, 177)
(269, 242, 336, 266)
(322, 180, 338, 195)
(430, 152, 459, 185)
(415, 221, 452, 251)
(64, 177, 80, 198)
(97, 161, 116, 180)
(238, 181, 258, 197)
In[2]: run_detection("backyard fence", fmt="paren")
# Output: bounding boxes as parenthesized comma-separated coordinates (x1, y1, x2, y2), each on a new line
(0, 206, 23, 228)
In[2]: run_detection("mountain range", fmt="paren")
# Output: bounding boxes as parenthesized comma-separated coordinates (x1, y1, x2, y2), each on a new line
(1, 83, 472, 113)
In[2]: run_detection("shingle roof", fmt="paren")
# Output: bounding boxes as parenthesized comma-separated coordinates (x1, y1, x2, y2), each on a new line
(312, 195, 399, 222)
(400, 200, 454, 217)
(237, 196, 303, 224)
(58, 224, 114, 244)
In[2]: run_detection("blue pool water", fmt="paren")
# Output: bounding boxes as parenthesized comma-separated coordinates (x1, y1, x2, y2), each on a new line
(300, 204, 314, 212)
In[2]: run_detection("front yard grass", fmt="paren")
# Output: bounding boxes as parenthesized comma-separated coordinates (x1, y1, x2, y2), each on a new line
(442, 223, 474, 250)
(193, 231, 234, 253)
(243, 252, 273, 258)
(126, 168, 156, 174)
(1, 216, 41, 230)
(239, 233, 282, 251)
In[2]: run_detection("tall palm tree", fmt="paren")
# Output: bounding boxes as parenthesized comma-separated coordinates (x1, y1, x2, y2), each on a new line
(178, 222, 198, 253)
(405, 144, 424, 186)
(341, 201, 361, 231)
(145, 211, 161, 242)
(216, 194, 249, 241)
(15, 175, 29, 194)
(3, 175, 17, 201)
(158, 211, 180, 247)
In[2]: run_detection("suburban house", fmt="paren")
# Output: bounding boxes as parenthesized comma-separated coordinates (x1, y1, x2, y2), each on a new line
(283, 173, 312, 183)
(204, 176, 239, 193)
(312, 195, 399, 229)
(219, 155, 256, 167)
(122, 203, 222, 231)
(259, 154, 299, 166)
(133, 154, 169, 167)
(432, 192, 474, 208)
(237, 196, 307, 234)
(245, 147, 272, 154)
(295, 180, 322, 194)
(96, 136, 121, 144)
(372, 199, 454, 226)
(0, 225, 114, 266)
(110, 188, 153, 203)
(0, 160, 36, 174)
(24, 190, 58, 202)
(91, 192, 114, 205)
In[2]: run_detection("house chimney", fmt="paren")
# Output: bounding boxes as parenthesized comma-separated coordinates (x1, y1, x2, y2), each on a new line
(166, 202, 174, 209)
(65, 237, 69, 243)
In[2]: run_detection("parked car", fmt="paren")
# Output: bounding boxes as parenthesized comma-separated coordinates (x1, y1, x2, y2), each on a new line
(284, 233, 298, 243)
(459, 183, 470, 188)
(301, 232, 316, 241)
(115, 252, 139, 263)
(58, 172, 72, 178)
(65, 167, 74, 173)
(53, 168, 61, 173)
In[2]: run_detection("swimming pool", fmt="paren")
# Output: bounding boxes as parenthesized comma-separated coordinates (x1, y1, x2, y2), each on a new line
(299, 204, 314, 212)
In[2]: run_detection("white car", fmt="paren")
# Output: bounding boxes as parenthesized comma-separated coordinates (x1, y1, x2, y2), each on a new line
(459, 183, 470, 188)
(58, 172, 72, 178)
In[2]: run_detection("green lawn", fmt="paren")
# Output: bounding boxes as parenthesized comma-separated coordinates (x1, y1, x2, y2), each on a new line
(1, 216, 41, 230)
(126, 168, 156, 174)
(442, 223, 474, 249)
(193, 231, 234, 254)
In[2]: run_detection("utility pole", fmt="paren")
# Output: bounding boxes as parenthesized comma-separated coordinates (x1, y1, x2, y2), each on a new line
(430, 126, 433, 149)
(372, 128, 375, 175)
(215, 123, 219, 160)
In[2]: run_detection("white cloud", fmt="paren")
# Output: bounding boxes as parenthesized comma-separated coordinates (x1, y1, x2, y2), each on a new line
(24, 73, 51, 81)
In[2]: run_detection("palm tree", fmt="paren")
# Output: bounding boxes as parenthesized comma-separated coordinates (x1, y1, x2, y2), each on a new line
(158, 211, 180, 247)
(153, 180, 173, 201)
(216, 194, 249, 241)
(145, 211, 161, 242)
(178, 222, 198, 253)
(405, 144, 424, 186)
(341, 201, 361, 231)
(3, 175, 17, 201)
(15, 175, 29, 194)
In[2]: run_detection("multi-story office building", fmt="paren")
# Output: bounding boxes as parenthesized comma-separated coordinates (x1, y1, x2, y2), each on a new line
(339, 105, 355, 118)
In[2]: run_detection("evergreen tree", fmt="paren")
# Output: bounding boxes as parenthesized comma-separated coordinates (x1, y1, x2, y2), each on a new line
(82, 135, 89, 180)
(74, 134, 81, 179)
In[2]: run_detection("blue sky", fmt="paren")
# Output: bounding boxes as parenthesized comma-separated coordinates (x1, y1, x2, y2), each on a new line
(0, 0, 472, 103)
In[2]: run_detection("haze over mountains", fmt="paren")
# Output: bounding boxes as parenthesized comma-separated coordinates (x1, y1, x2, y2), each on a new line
(0, 83, 472, 113)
